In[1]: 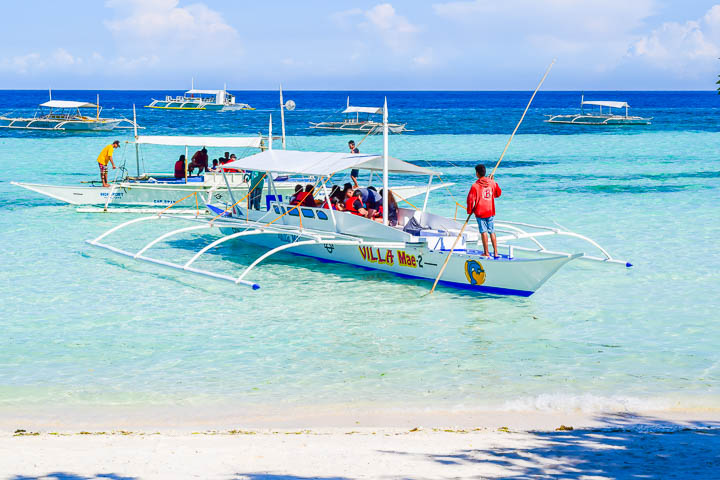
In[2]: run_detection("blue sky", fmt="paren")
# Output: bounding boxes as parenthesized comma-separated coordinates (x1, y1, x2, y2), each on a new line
(1, 0, 719, 90)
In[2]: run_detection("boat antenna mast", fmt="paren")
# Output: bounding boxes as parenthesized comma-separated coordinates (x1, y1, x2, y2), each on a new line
(280, 83, 286, 150)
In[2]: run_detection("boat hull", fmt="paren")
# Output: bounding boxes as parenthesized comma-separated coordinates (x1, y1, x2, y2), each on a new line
(218, 228, 577, 296)
(12, 180, 439, 208)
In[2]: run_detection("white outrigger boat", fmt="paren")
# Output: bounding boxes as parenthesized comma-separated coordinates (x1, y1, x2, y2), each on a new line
(146, 81, 253, 111)
(13, 106, 439, 211)
(310, 97, 409, 133)
(546, 96, 651, 125)
(87, 102, 630, 296)
(0, 95, 137, 132)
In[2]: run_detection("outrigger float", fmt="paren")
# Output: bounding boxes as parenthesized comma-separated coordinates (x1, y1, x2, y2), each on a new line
(87, 101, 631, 296)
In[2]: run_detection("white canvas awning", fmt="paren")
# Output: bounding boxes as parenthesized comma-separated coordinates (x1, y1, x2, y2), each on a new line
(40, 100, 97, 109)
(582, 100, 629, 109)
(136, 136, 263, 148)
(221, 150, 438, 176)
(343, 106, 383, 114)
(185, 89, 223, 95)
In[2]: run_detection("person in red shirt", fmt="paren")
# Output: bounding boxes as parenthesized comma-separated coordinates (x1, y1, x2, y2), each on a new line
(466, 164, 502, 258)
(174, 155, 186, 179)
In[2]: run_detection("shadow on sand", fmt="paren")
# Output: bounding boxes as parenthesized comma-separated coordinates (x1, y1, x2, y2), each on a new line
(381, 413, 720, 479)
(11, 474, 136, 480)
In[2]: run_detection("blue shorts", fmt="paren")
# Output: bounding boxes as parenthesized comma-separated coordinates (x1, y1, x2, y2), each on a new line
(476, 216, 494, 234)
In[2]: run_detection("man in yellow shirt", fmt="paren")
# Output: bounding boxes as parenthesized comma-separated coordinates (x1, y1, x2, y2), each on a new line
(97, 140, 120, 187)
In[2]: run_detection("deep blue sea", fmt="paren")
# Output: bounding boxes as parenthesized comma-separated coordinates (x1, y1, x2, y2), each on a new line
(1, 90, 718, 424)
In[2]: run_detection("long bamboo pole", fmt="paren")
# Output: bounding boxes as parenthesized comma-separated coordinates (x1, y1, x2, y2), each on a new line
(427, 59, 556, 295)
(490, 59, 555, 178)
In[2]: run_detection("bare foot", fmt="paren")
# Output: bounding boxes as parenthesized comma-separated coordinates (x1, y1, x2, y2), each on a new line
(481, 252, 490, 258)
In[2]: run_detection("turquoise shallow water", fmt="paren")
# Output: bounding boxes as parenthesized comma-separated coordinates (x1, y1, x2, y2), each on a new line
(1, 99, 719, 418)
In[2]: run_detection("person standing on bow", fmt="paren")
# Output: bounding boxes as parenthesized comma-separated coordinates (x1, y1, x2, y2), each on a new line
(348, 140, 359, 153)
(97, 140, 120, 187)
(467, 164, 502, 258)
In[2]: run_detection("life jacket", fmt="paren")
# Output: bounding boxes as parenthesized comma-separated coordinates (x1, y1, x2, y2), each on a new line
(344, 196, 364, 214)
(293, 191, 314, 207)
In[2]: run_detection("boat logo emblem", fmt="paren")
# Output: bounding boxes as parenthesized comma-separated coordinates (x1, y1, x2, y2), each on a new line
(464, 260, 486, 285)
(214, 193, 222, 200)
(324, 244, 335, 254)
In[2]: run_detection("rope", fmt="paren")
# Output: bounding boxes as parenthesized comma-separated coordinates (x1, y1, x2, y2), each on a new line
(266, 176, 325, 227)
(209, 172, 268, 223)
(391, 189, 418, 210)
(157, 191, 197, 215)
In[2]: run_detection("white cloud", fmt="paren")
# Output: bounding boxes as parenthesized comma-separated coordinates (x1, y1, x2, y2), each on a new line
(628, 4, 720, 75)
(0, 49, 158, 75)
(104, 0, 239, 54)
(333, 3, 420, 53)
(432, 0, 657, 73)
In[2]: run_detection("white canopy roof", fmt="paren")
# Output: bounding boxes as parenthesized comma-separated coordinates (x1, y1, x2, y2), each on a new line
(582, 100, 629, 109)
(221, 150, 438, 176)
(343, 106, 383, 114)
(185, 89, 224, 95)
(136, 135, 262, 148)
(40, 100, 97, 109)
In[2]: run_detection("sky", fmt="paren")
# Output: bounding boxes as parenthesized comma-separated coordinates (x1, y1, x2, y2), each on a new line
(1, 0, 719, 90)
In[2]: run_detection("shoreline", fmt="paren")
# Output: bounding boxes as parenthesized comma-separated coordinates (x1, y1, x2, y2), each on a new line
(3, 404, 719, 433)
(2, 423, 718, 479)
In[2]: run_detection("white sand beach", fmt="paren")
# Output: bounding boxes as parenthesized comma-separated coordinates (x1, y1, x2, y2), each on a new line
(1, 411, 718, 479)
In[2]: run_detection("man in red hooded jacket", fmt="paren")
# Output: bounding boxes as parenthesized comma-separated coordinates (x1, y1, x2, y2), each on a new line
(467, 164, 502, 258)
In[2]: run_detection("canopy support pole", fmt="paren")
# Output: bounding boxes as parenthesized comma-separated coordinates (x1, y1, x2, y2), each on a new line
(320, 178, 337, 231)
(382, 97, 389, 226)
(133, 105, 140, 176)
(422, 175, 433, 214)
(221, 168, 239, 216)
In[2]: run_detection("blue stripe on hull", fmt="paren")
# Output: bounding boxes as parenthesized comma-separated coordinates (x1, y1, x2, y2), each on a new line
(275, 248, 535, 297)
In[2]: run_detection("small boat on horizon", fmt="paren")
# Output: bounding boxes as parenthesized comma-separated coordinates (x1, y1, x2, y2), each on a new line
(310, 96, 410, 134)
(546, 95, 651, 125)
(146, 80, 254, 111)
(0, 93, 137, 132)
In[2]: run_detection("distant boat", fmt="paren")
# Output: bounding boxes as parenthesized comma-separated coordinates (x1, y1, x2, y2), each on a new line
(310, 96, 410, 133)
(0, 94, 136, 132)
(546, 95, 651, 125)
(146, 80, 254, 111)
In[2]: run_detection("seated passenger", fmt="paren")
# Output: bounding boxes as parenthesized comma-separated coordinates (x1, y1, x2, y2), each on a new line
(322, 185, 341, 209)
(174, 155, 186, 179)
(289, 185, 303, 205)
(344, 189, 368, 217)
(209, 159, 220, 172)
(222, 153, 240, 173)
(293, 184, 318, 207)
(188, 147, 208, 175)
(376, 189, 399, 226)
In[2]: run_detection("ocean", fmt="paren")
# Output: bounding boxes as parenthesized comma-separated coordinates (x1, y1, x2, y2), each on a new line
(0, 90, 718, 424)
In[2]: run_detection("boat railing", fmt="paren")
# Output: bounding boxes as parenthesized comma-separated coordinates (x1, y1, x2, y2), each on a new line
(489, 220, 631, 266)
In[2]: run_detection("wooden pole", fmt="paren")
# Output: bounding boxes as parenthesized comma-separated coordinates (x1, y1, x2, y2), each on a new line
(428, 213, 472, 294)
(427, 59, 556, 296)
(490, 59, 555, 178)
